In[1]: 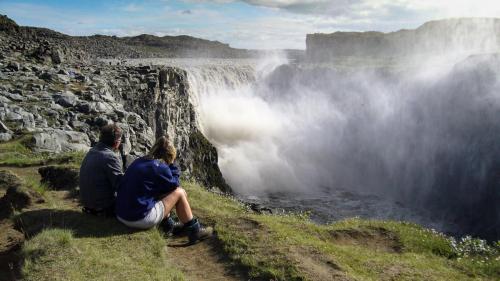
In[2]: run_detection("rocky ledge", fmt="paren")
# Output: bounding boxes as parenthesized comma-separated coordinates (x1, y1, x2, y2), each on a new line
(306, 18, 500, 61)
(0, 15, 230, 192)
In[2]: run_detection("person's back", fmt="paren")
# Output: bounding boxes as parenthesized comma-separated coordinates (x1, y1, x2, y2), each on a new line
(79, 124, 124, 213)
(116, 156, 179, 221)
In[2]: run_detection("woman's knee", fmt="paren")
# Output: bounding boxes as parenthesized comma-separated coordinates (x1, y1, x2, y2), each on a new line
(172, 187, 187, 198)
(180, 187, 188, 198)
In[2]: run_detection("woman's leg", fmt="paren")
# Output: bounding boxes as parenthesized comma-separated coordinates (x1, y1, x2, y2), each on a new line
(160, 187, 193, 223)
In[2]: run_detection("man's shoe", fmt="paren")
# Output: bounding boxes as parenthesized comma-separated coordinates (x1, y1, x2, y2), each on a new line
(186, 218, 213, 244)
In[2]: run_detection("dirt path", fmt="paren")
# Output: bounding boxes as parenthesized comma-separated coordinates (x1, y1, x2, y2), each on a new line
(166, 235, 245, 281)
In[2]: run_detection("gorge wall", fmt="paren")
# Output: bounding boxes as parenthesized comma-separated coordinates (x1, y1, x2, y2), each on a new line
(306, 18, 500, 62)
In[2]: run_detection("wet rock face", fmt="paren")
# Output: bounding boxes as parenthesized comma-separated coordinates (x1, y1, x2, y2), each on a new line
(0, 21, 230, 192)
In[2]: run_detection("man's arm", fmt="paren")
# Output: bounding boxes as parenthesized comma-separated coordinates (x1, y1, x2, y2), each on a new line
(105, 153, 124, 192)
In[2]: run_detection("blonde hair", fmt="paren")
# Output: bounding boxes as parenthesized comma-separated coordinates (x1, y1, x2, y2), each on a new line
(146, 136, 177, 164)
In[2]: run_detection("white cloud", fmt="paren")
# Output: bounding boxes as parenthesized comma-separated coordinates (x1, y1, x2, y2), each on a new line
(196, 0, 500, 19)
(123, 3, 143, 12)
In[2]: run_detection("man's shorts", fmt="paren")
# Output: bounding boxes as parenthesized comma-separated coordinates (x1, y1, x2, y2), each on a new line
(117, 201, 165, 229)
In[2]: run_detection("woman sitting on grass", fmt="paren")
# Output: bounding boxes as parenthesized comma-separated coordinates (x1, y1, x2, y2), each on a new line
(115, 136, 212, 244)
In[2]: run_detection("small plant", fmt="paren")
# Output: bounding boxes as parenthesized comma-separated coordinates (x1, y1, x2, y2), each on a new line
(450, 236, 499, 259)
(24, 176, 48, 196)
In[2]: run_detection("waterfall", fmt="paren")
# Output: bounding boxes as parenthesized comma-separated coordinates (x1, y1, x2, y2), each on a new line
(121, 55, 500, 240)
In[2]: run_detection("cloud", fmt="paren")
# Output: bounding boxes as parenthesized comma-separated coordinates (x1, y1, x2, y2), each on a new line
(194, 0, 500, 19)
(242, 0, 353, 15)
(123, 3, 143, 12)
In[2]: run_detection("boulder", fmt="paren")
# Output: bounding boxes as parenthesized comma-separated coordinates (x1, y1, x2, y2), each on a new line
(75, 74, 87, 82)
(0, 121, 12, 134)
(38, 71, 54, 81)
(69, 120, 90, 131)
(75, 101, 92, 113)
(0, 96, 10, 103)
(0, 133, 12, 142)
(6, 93, 25, 102)
(92, 101, 114, 114)
(53, 91, 78, 107)
(38, 165, 79, 190)
(6, 62, 19, 71)
(51, 49, 64, 64)
(29, 129, 91, 153)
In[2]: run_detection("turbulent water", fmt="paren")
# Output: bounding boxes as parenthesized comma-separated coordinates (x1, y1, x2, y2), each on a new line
(122, 55, 500, 240)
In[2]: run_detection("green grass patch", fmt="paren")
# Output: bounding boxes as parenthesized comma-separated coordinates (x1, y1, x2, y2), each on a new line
(16, 206, 186, 281)
(10, 157, 499, 281)
(23, 175, 49, 196)
(0, 135, 85, 167)
(183, 181, 500, 281)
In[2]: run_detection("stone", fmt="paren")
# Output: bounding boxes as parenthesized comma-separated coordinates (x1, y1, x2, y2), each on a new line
(51, 49, 64, 64)
(29, 129, 91, 153)
(75, 74, 87, 82)
(5, 111, 23, 121)
(0, 132, 12, 141)
(31, 84, 43, 91)
(69, 120, 90, 131)
(138, 65, 151, 74)
(54, 91, 78, 107)
(93, 102, 113, 113)
(6, 93, 25, 102)
(94, 116, 110, 127)
(0, 120, 13, 133)
(0, 96, 10, 103)
(76, 101, 92, 113)
(6, 61, 19, 71)
(147, 79, 157, 88)
(49, 103, 64, 111)
(57, 69, 68, 75)
(38, 71, 54, 81)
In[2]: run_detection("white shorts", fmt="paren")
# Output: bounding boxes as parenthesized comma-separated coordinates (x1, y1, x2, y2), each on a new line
(117, 201, 165, 229)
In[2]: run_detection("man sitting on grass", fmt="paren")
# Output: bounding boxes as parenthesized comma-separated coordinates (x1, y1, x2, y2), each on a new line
(79, 124, 124, 216)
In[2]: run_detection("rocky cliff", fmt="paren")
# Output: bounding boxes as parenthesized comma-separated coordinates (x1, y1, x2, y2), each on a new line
(0, 15, 230, 192)
(0, 15, 253, 60)
(306, 18, 500, 61)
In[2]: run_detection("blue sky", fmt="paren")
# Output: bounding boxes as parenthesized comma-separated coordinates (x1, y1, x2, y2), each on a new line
(1, 0, 499, 49)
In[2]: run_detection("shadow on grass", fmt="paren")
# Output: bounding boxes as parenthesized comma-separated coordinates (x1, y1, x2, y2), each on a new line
(14, 209, 137, 238)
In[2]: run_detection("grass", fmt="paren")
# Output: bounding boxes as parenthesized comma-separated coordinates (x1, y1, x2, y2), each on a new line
(182, 181, 500, 281)
(21, 227, 185, 281)
(3, 151, 498, 281)
(0, 135, 85, 167)
(23, 175, 49, 196)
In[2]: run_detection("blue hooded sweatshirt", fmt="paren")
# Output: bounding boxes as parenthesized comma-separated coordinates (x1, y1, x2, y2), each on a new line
(115, 157, 180, 221)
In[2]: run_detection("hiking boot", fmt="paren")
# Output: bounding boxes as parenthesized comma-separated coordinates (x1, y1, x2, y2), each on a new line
(160, 217, 184, 236)
(186, 218, 213, 244)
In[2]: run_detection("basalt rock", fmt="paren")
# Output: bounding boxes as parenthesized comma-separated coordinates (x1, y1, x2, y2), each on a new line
(0, 15, 231, 192)
(28, 129, 91, 153)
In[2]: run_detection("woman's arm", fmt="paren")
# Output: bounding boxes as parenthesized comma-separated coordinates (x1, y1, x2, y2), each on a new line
(153, 162, 180, 194)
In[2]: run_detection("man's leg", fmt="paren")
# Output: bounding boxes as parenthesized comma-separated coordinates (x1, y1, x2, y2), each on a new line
(160, 187, 193, 223)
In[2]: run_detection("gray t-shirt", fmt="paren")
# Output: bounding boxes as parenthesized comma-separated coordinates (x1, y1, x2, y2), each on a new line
(79, 142, 124, 209)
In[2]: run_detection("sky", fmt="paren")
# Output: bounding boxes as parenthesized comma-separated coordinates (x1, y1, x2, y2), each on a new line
(1, 0, 500, 49)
